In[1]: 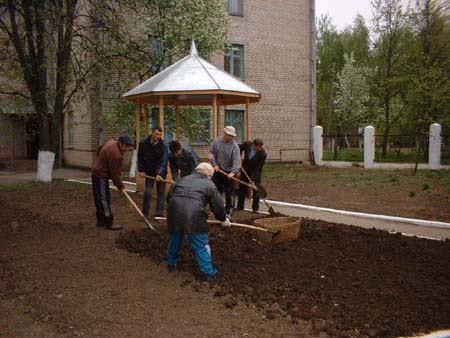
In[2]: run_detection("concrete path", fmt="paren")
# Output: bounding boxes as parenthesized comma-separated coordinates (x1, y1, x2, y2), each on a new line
(1, 168, 450, 240)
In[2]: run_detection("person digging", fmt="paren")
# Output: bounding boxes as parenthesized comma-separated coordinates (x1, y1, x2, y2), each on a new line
(91, 135, 135, 230)
(165, 162, 231, 286)
(235, 138, 267, 213)
(210, 126, 241, 219)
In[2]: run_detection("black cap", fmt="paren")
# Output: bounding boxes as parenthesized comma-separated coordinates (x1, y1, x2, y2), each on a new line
(118, 134, 134, 146)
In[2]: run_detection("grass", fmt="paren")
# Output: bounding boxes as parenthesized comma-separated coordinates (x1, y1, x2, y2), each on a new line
(263, 164, 450, 191)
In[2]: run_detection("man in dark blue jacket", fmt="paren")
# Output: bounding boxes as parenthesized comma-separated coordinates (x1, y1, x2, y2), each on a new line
(236, 138, 267, 213)
(168, 140, 201, 181)
(166, 163, 230, 285)
(138, 127, 168, 217)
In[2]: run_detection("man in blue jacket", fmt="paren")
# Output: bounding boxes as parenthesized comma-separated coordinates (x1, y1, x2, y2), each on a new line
(168, 140, 201, 181)
(138, 126, 168, 217)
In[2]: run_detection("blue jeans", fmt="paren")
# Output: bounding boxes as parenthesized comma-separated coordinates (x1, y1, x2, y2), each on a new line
(167, 232, 217, 277)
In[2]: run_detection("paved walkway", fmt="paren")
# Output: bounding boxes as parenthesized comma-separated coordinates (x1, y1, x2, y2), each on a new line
(2, 168, 450, 240)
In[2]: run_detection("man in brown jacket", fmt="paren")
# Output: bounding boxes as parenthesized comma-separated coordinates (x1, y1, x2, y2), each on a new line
(91, 135, 134, 230)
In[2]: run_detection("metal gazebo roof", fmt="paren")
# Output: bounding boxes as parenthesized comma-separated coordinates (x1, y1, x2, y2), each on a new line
(123, 41, 261, 106)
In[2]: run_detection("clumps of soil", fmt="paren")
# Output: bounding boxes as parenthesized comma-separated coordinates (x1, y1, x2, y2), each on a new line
(116, 214, 450, 338)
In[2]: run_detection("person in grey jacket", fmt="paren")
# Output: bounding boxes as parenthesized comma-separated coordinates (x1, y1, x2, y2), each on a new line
(168, 140, 201, 181)
(166, 163, 231, 285)
(210, 126, 241, 217)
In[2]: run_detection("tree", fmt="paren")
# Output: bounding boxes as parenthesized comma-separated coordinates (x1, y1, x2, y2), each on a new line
(0, 0, 229, 180)
(316, 14, 371, 135)
(334, 52, 373, 136)
(371, 0, 411, 157)
(404, 0, 450, 167)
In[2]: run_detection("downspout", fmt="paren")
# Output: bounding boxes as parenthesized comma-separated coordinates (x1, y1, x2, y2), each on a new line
(309, 0, 316, 152)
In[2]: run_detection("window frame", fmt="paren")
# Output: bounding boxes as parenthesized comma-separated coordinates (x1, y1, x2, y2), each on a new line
(224, 43, 245, 80)
(225, 0, 244, 16)
(224, 108, 246, 144)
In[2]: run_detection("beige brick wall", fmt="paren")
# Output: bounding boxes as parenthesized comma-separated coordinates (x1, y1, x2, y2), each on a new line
(210, 0, 312, 162)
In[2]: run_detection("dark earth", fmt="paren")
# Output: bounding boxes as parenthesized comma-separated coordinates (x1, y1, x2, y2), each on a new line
(1, 181, 450, 337)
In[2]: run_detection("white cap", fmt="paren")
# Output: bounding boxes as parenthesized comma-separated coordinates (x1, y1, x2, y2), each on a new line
(223, 126, 237, 137)
(195, 162, 214, 178)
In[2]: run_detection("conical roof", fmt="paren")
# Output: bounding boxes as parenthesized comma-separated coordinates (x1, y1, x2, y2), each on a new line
(123, 41, 261, 106)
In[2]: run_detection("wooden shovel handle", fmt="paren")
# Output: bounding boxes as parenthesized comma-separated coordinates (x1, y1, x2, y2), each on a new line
(143, 174, 175, 184)
(217, 170, 256, 189)
(123, 190, 145, 218)
(154, 216, 272, 233)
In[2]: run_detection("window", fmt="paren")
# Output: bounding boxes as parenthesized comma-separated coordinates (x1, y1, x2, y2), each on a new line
(148, 38, 172, 75)
(225, 0, 243, 16)
(224, 44, 244, 79)
(225, 109, 245, 143)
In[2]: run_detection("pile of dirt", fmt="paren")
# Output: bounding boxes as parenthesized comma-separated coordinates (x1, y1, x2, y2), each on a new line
(116, 214, 450, 338)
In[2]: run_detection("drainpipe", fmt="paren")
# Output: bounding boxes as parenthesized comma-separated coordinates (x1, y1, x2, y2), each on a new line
(309, 0, 316, 151)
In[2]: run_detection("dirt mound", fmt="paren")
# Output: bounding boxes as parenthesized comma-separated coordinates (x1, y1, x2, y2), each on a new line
(116, 215, 450, 338)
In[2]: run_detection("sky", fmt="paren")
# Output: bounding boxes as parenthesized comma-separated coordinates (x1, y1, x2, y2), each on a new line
(315, 0, 412, 30)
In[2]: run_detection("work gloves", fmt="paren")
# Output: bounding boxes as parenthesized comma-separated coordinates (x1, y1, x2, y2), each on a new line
(221, 217, 231, 227)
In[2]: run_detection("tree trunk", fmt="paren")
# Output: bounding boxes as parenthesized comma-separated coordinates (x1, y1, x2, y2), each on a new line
(382, 96, 390, 158)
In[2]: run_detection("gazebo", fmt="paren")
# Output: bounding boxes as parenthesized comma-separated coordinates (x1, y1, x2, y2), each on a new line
(123, 40, 261, 148)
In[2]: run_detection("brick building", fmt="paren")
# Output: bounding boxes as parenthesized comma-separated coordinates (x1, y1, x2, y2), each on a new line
(63, 0, 316, 168)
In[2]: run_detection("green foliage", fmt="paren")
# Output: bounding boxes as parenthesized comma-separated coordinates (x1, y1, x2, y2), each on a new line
(334, 52, 373, 134)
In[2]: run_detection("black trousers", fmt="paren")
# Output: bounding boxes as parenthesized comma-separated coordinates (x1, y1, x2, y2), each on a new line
(236, 174, 261, 212)
(212, 171, 234, 215)
(92, 175, 113, 227)
(142, 177, 166, 216)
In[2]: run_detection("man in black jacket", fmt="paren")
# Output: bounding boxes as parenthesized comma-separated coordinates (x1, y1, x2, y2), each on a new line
(236, 138, 267, 213)
(138, 126, 168, 217)
(166, 163, 231, 285)
(168, 140, 201, 181)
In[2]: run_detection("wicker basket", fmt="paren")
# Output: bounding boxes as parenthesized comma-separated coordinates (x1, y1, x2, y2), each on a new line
(253, 216, 301, 244)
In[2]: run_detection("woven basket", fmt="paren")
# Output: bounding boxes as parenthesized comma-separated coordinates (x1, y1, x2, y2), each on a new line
(253, 216, 301, 244)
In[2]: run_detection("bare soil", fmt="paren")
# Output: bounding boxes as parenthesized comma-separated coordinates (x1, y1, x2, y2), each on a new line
(1, 181, 450, 338)
(263, 166, 450, 222)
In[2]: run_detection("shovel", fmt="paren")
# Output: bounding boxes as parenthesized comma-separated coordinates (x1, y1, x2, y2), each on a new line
(142, 174, 175, 184)
(217, 169, 268, 199)
(154, 216, 281, 242)
(237, 167, 277, 217)
(122, 190, 158, 233)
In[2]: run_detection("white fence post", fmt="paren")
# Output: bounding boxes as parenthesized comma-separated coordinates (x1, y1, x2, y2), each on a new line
(429, 123, 441, 170)
(313, 126, 323, 165)
(364, 126, 375, 169)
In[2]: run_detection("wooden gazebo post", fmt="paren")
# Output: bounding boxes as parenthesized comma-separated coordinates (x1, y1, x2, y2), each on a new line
(175, 100, 180, 140)
(246, 97, 251, 140)
(135, 103, 145, 192)
(159, 96, 164, 137)
(143, 105, 149, 136)
(212, 94, 218, 139)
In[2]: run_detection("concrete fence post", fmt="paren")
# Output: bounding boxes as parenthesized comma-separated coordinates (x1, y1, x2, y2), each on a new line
(313, 126, 323, 165)
(364, 126, 375, 169)
(429, 123, 441, 170)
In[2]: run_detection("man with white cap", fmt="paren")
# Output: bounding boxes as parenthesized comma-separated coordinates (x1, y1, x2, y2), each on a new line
(165, 162, 231, 286)
(210, 126, 241, 218)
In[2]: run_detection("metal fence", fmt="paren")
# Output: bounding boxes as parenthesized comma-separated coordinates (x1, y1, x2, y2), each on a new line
(323, 135, 364, 162)
(442, 134, 450, 165)
(374, 134, 428, 163)
(323, 133, 436, 163)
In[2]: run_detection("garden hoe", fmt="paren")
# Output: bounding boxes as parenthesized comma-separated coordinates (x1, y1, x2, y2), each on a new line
(239, 166, 278, 217)
(154, 216, 281, 242)
(122, 190, 158, 233)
